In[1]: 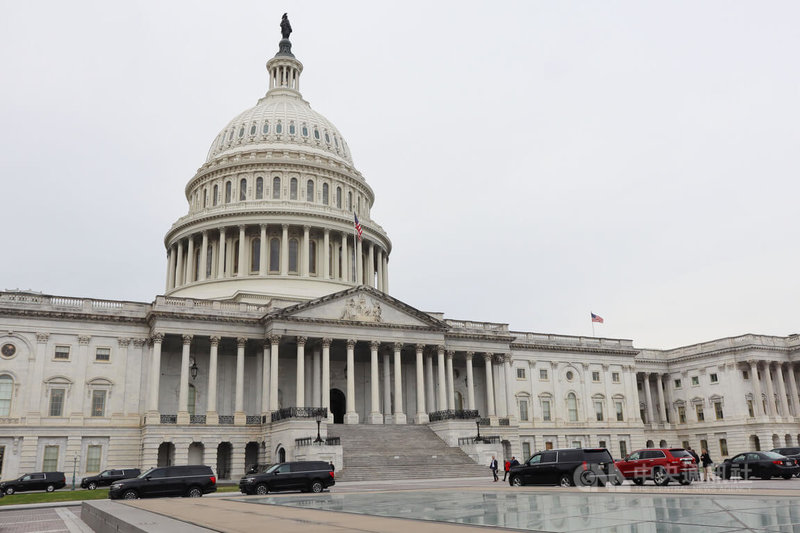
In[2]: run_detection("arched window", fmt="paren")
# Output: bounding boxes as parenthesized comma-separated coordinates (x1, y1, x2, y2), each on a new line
(306, 180, 314, 202)
(276, 121, 283, 134)
(336, 187, 342, 208)
(314, 127, 320, 140)
(206, 246, 214, 278)
(289, 122, 296, 135)
(193, 248, 200, 281)
(322, 183, 329, 205)
(238, 126, 244, 138)
(269, 238, 280, 272)
(213, 185, 218, 206)
(357, 196, 361, 214)
(251, 238, 260, 272)
(188, 384, 196, 416)
(249, 124, 256, 136)
(272, 177, 281, 199)
(239, 178, 247, 201)
(567, 393, 578, 422)
(347, 191, 352, 211)
(256, 177, 263, 199)
(309, 241, 317, 275)
(288, 238, 298, 273)
(301, 124, 308, 137)
(290, 178, 298, 200)
(263, 122, 269, 134)
(232, 240, 239, 275)
(0, 375, 13, 416)
(225, 181, 232, 203)
(203, 188, 207, 208)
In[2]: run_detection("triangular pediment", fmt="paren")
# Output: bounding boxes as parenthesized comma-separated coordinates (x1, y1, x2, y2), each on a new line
(268, 286, 448, 330)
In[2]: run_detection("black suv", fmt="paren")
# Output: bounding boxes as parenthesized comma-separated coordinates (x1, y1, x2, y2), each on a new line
(239, 461, 334, 494)
(108, 465, 216, 499)
(509, 448, 623, 487)
(1, 472, 66, 494)
(81, 468, 141, 490)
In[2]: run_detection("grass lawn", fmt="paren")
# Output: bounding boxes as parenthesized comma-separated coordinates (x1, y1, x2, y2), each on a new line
(0, 485, 240, 506)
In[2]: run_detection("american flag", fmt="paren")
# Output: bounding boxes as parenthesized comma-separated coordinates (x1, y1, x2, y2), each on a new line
(591, 312, 604, 324)
(353, 213, 362, 241)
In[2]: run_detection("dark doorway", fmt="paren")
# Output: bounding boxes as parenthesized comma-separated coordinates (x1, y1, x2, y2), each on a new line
(277, 447, 286, 463)
(245, 442, 259, 471)
(217, 442, 232, 479)
(157, 442, 175, 467)
(330, 388, 346, 424)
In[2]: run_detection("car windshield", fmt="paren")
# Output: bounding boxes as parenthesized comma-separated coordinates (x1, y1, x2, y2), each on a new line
(100, 471, 111, 477)
(763, 452, 785, 459)
(137, 468, 156, 479)
(264, 464, 281, 474)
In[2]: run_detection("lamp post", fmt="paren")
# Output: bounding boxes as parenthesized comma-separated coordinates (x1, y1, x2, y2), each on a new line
(314, 412, 323, 444)
(71, 455, 77, 491)
(474, 416, 484, 444)
(190, 358, 198, 381)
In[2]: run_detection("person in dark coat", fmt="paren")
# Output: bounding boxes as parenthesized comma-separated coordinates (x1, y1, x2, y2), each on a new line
(687, 447, 700, 463)
(700, 449, 713, 481)
(490, 456, 498, 482)
(510, 456, 520, 468)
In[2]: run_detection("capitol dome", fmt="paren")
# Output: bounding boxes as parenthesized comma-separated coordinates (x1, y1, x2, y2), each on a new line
(162, 23, 392, 305)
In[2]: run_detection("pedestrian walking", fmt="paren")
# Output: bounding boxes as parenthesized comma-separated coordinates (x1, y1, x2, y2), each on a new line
(700, 449, 714, 481)
(503, 459, 511, 481)
(510, 456, 520, 468)
(687, 446, 700, 464)
(490, 456, 498, 482)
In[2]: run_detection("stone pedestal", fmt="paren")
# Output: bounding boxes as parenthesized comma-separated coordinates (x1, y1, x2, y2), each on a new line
(393, 413, 407, 425)
(234, 412, 246, 425)
(368, 412, 384, 424)
(344, 412, 359, 424)
(413, 413, 430, 425)
(177, 411, 190, 425)
(206, 411, 219, 425)
(145, 411, 161, 425)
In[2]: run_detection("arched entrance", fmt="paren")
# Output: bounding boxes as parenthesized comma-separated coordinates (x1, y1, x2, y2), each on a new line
(749, 435, 760, 451)
(188, 442, 204, 464)
(217, 442, 232, 479)
(659, 439, 667, 448)
(245, 442, 259, 471)
(157, 442, 175, 467)
(646, 440, 654, 448)
(330, 388, 345, 424)
(277, 446, 286, 463)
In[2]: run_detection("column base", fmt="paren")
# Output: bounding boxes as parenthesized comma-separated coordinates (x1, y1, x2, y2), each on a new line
(393, 413, 407, 425)
(367, 412, 384, 424)
(145, 411, 161, 424)
(177, 411, 190, 424)
(344, 412, 359, 425)
(413, 413, 429, 424)
(206, 411, 219, 425)
(383, 414, 394, 425)
(234, 412, 246, 425)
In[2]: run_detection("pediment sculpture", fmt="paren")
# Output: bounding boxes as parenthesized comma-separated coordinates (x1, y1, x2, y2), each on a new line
(340, 295, 383, 322)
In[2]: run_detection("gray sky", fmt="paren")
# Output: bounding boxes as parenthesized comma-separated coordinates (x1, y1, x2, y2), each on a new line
(1, 1, 798, 350)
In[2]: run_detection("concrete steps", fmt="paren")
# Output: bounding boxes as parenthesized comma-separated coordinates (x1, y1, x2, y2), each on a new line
(327, 424, 488, 481)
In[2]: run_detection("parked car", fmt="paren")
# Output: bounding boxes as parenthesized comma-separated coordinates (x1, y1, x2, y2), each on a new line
(108, 465, 216, 499)
(0, 472, 66, 495)
(615, 448, 697, 486)
(716, 451, 799, 480)
(81, 468, 141, 490)
(771, 448, 800, 475)
(508, 448, 622, 487)
(239, 461, 334, 494)
(246, 463, 273, 474)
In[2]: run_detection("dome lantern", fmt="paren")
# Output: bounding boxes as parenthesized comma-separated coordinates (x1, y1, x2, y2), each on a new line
(266, 14, 303, 97)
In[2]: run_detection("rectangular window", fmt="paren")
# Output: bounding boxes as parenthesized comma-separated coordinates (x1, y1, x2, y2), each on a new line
(539, 369, 548, 380)
(710, 373, 718, 383)
(43, 445, 59, 471)
(615, 401, 624, 421)
(54, 346, 70, 360)
(682, 440, 690, 449)
(0, 378, 12, 416)
(700, 439, 708, 452)
(592, 371, 600, 382)
(612, 372, 620, 383)
(516, 368, 526, 380)
(674, 379, 682, 389)
(742, 370, 749, 380)
(619, 441, 627, 457)
(599, 440, 607, 449)
(86, 445, 102, 473)
(719, 438, 728, 456)
(747, 399, 754, 417)
(522, 442, 531, 460)
(545, 441, 553, 450)
(541, 400, 551, 421)
(696, 404, 704, 421)
(691, 376, 700, 386)
(0, 445, 4, 477)
(91, 390, 106, 417)
(95, 347, 110, 362)
(519, 400, 529, 421)
(594, 401, 604, 421)
(714, 402, 724, 420)
(49, 389, 65, 417)
(678, 405, 686, 423)
(571, 440, 581, 448)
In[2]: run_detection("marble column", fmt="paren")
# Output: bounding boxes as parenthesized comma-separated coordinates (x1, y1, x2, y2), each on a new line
(465, 352, 475, 411)
(186, 237, 195, 283)
(302, 226, 310, 277)
(261, 339, 270, 415)
(437, 345, 447, 412)
(234, 337, 246, 424)
(642, 374, 655, 424)
(323, 230, 330, 279)
(166, 246, 176, 291)
(175, 240, 184, 286)
(446, 350, 456, 410)
(787, 363, 800, 417)
(383, 350, 392, 423)
(369, 341, 382, 424)
(344, 339, 359, 424)
(177, 334, 192, 424)
(340, 233, 348, 281)
(356, 237, 363, 284)
(206, 336, 219, 424)
(322, 338, 331, 422)
(483, 353, 496, 417)
(367, 242, 374, 287)
(146, 333, 163, 422)
(749, 360, 764, 417)
(504, 354, 515, 419)
(199, 231, 209, 281)
(295, 337, 306, 408)
(312, 346, 321, 407)
(259, 225, 267, 276)
(217, 228, 226, 279)
(269, 335, 280, 412)
(424, 350, 435, 412)
(656, 373, 666, 423)
(382, 255, 389, 292)
(777, 364, 791, 418)
(280, 224, 289, 275)
(393, 342, 406, 424)
(376, 249, 384, 291)
(765, 363, 776, 416)
(415, 344, 428, 423)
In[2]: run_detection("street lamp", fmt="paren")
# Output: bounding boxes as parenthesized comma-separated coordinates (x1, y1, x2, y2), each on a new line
(314, 412, 323, 444)
(474, 415, 484, 444)
(190, 358, 198, 381)
(71, 455, 77, 491)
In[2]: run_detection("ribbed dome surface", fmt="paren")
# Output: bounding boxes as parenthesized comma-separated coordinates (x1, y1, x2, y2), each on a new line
(206, 94, 353, 165)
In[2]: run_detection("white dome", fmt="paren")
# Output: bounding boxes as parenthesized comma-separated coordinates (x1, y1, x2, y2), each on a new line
(206, 93, 353, 166)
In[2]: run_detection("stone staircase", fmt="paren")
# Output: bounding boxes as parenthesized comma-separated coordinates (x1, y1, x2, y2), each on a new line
(327, 424, 489, 481)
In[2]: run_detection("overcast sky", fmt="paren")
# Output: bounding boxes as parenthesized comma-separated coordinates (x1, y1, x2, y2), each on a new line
(1, 1, 798, 350)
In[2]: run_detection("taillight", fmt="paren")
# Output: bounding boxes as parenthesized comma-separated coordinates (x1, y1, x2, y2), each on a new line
(210, 476, 216, 484)
(582, 461, 588, 471)
(773, 460, 783, 465)
(329, 471, 335, 478)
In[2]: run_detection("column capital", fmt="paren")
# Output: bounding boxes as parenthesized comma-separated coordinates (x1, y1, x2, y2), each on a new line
(322, 337, 332, 348)
(303, 225, 310, 231)
(260, 223, 267, 230)
(324, 227, 330, 235)
(370, 340, 380, 350)
(182, 334, 193, 345)
(132, 338, 147, 348)
(347, 339, 356, 349)
(483, 352, 494, 363)
(202, 229, 208, 236)
(237, 337, 248, 347)
(416, 343, 425, 352)
(118, 338, 131, 348)
(78, 335, 91, 345)
(464, 351, 474, 361)
(436, 345, 445, 354)
(747, 359, 759, 366)
(219, 226, 227, 235)
(269, 334, 281, 345)
(36, 333, 49, 344)
(150, 332, 164, 344)
(297, 336, 307, 347)
(210, 336, 221, 346)
(238, 224, 246, 231)
(446, 350, 455, 360)
(282, 223, 289, 230)
(505, 354, 514, 364)
(394, 342, 403, 351)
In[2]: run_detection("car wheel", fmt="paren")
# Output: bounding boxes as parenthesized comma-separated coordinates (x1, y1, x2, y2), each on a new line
(653, 468, 669, 486)
(511, 476, 523, 487)
(558, 474, 573, 487)
(679, 476, 692, 485)
(187, 487, 203, 498)
(88, 482, 97, 490)
(782, 474, 792, 480)
(310, 481, 324, 493)
(46, 484, 55, 493)
(5, 487, 15, 495)
(255, 483, 269, 495)
(632, 478, 644, 486)
(122, 489, 138, 500)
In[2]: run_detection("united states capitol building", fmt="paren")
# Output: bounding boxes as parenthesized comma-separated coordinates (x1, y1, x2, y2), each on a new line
(1, 20, 798, 482)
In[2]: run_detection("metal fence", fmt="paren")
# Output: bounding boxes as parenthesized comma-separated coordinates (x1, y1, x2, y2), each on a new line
(271, 407, 328, 422)
(429, 409, 479, 422)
